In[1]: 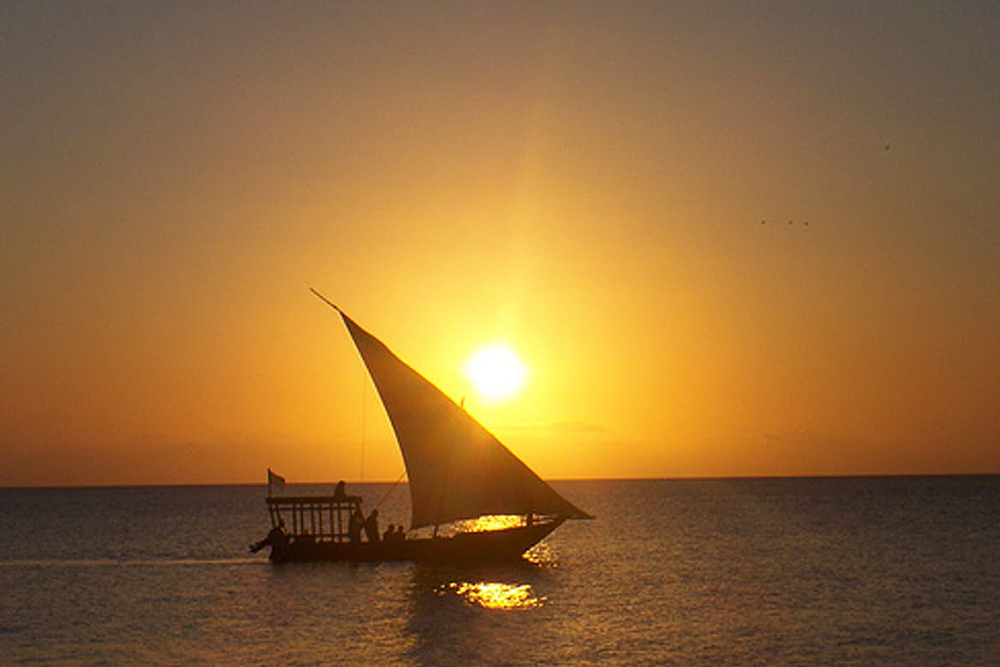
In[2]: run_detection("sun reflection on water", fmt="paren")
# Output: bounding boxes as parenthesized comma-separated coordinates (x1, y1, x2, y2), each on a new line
(523, 542, 558, 567)
(453, 514, 524, 533)
(439, 582, 545, 610)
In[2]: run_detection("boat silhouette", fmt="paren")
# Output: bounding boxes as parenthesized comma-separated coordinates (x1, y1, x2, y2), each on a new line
(250, 291, 593, 562)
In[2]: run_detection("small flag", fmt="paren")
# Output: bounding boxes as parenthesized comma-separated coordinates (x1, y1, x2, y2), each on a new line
(267, 468, 286, 495)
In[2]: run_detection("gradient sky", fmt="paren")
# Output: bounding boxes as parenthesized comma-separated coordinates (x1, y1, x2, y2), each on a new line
(3, 1, 998, 486)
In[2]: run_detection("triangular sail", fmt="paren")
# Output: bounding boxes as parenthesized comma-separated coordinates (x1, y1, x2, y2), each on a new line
(337, 310, 591, 529)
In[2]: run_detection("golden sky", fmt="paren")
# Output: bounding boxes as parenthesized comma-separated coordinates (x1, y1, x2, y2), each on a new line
(2, 2, 999, 486)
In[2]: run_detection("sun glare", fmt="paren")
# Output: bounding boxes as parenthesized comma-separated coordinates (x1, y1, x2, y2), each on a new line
(464, 344, 528, 402)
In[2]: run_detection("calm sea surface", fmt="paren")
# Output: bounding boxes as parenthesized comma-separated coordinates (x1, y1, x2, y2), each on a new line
(1, 477, 998, 666)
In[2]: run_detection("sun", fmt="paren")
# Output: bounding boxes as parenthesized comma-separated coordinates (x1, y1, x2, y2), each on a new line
(464, 344, 528, 402)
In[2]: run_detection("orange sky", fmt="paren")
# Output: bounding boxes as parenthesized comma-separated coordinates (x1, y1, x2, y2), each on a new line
(3, 2, 999, 486)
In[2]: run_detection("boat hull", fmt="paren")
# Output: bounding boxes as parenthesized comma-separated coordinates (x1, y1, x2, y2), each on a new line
(268, 519, 565, 563)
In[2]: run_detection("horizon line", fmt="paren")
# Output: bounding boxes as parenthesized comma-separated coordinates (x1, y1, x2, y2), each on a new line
(2, 471, 998, 491)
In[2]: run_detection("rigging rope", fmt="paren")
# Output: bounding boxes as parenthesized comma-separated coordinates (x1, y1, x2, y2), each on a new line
(374, 470, 408, 511)
(359, 365, 367, 483)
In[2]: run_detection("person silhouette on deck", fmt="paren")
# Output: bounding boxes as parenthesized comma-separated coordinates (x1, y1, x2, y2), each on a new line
(364, 509, 380, 543)
(349, 509, 363, 544)
(250, 519, 288, 553)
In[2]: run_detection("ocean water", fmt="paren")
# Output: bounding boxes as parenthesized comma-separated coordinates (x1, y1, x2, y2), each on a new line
(1, 477, 998, 666)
